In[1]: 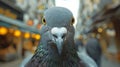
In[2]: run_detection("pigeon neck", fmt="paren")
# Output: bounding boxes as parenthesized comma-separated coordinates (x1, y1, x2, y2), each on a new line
(46, 45, 80, 66)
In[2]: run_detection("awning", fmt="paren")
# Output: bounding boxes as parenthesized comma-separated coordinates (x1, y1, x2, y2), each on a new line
(0, 15, 40, 34)
(92, 4, 120, 25)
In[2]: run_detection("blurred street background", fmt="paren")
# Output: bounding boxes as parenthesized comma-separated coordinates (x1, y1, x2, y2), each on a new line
(0, 0, 120, 67)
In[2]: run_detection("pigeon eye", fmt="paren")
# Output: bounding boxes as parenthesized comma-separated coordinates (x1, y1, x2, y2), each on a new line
(42, 18, 46, 25)
(70, 17, 75, 26)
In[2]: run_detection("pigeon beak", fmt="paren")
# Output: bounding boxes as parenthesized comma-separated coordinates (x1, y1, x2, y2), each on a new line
(56, 38, 63, 55)
(51, 27, 67, 55)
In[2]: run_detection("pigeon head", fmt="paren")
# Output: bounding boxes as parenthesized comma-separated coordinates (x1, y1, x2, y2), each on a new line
(42, 7, 75, 55)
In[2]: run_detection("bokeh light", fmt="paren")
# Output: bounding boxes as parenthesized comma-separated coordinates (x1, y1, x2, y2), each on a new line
(98, 28, 103, 33)
(24, 32, 30, 39)
(0, 27, 8, 35)
(35, 34, 41, 40)
(14, 30, 21, 37)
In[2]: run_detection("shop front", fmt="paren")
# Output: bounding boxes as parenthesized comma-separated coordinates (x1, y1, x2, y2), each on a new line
(90, 4, 120, 62)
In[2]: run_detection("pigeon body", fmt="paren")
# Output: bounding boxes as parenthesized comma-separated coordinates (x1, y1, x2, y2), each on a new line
(86, 37, 102, 67)
(25, 7, 97, 67)
(75, 38, 98, 67)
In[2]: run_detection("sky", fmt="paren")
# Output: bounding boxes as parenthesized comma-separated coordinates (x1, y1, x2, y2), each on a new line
(55, 0, 79, 27)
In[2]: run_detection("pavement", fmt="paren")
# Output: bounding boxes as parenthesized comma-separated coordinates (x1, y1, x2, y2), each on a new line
(0, 59, 22, 67)
(101, 56, 120, 67)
